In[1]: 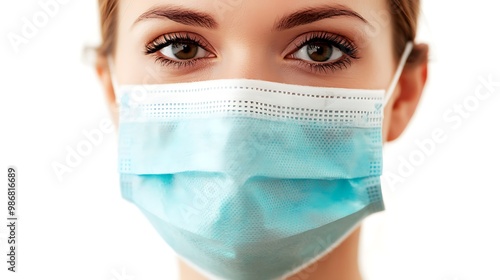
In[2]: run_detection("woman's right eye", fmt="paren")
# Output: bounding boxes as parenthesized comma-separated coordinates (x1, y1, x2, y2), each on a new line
(159, 41, 210, 61)
(145, 33, 215, 67)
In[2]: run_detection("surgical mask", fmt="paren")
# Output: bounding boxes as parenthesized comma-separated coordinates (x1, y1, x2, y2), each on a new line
(114, 42, 413, 280)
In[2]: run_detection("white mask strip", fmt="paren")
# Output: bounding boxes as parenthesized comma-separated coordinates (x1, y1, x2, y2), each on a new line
(384, 41, 414, 106)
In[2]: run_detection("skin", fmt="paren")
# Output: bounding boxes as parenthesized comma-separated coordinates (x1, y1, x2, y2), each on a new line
(96, 0, 428, 279)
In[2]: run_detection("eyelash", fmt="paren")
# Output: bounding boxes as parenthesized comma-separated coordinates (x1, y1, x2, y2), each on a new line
(145, 33, 211, 68)
(290, 32, 360, 74)
(144, 32, 359, 73)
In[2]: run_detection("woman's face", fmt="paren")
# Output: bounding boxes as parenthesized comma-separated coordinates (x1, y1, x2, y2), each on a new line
(107, 0, 424, 141)
(100, 1, 427, 277)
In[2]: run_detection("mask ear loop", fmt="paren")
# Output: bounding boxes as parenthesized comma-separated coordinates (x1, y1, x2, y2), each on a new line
(383, 42, 414, 107)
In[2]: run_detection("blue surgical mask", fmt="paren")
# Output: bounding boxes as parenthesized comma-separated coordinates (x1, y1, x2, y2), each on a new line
(114, 42, 413, 280)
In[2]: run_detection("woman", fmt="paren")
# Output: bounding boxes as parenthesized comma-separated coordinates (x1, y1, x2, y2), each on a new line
(95, 0, 428, 279)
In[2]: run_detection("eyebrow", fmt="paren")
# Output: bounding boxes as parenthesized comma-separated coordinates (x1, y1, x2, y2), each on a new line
(132, 5, 368, 30)
(133, 5, 218, 29)
(273, 5, 370, 31)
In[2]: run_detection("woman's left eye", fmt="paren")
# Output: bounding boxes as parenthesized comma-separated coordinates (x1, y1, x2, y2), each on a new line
(293, 41, 343, 63)
(286, 33, 359, 73)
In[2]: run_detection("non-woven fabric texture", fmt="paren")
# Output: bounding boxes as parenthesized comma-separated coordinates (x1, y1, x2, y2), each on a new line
(118, 79, 385, 280)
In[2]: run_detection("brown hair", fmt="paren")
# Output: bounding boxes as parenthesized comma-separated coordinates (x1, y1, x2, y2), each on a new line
(389, 0, 422, 63)
(96, 0, 422, 60)
(96, 0, 118, 58)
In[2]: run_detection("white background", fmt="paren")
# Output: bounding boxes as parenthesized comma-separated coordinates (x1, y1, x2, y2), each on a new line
(0, 1, 499, 280)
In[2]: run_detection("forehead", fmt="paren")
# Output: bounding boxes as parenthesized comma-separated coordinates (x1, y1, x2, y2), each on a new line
(119, 0, 390, 30)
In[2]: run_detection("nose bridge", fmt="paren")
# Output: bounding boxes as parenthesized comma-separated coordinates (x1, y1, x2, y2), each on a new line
(214, 41, 282, 81)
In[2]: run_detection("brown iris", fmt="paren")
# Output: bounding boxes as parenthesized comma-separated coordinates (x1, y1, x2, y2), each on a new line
(307, 42, 334, 62)
(171, 42, 199, 60)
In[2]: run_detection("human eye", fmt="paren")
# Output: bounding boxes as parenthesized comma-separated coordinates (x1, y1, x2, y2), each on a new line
(286, 32, 360, 74)
(144, 32, 215, 68)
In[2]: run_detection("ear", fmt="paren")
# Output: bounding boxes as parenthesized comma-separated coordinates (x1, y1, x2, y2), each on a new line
(386, 43, 429, 141)
(95, 55, 119, 125)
